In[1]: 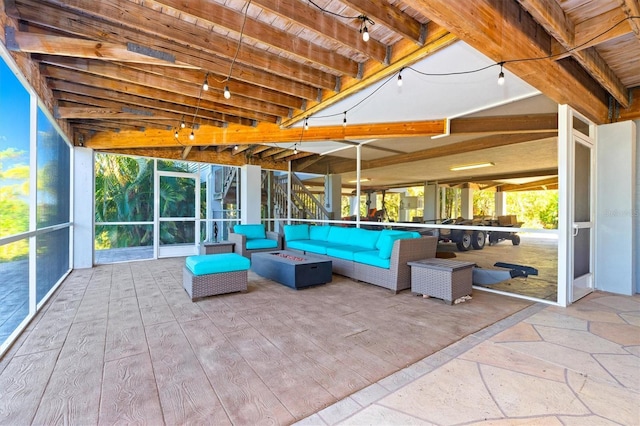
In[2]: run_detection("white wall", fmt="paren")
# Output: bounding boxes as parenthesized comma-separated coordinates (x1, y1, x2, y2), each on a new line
(596, 121, 637, 295)
(73, 147, 94, 268)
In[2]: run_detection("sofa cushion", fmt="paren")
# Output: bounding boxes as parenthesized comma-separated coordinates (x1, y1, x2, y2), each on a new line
(246, 238, 278, 250)
(352, 228, 381, 249)
(186, 253, 250, 276)
(327, 226, 352, 244)
(375, 229, 419, 250)
(283, 224, 309, 241)
(353, 250, 391, 269)
(326, 245, 370, 261)
(287, 239, 333, 255)
(233, 224, 266, 240)
(377, 232, 418, 259)
(309, 225, 331, 241)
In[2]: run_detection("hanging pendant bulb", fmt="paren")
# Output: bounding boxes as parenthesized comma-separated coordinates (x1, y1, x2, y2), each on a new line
(203, 81, 209, 91)
(180, 120, 186, 129)
(174, 130, 179, 138)
(189, 131, 195, 140)
(223, 85, 231, 99)
(362, 26, 369, 42)
(497, 63, 505, 86)
(304, 118, 309, 131)
(293, 145, 298, 155)
(397, 73, 403, 87)
(233, 144, 239, 150)
(342, 112, 347, 128)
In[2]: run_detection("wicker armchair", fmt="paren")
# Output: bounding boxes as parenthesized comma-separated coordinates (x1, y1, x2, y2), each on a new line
(228, 224, 282, 258)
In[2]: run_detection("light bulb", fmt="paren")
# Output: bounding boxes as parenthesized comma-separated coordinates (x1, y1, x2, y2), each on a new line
(203, 81, 209, 91)
(174, 130, 179, 138)
(343, 115, 347, 128)
(497, 71, 505, 85)
(293, 146, 298, 155)
(397, 74, 403, 87)
(304, 118, 309, 131)
(180, 121, 186, 128)
(362, 26, 369, 42)
(189, 131, 195, 140)
(224, 85, 231, 99)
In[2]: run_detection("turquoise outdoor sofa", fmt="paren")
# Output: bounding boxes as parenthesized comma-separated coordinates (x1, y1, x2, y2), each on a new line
(283, 224, 438, 293)
(228, 224, 282, 258)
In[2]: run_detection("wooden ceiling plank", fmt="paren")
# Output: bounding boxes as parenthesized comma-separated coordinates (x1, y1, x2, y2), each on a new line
(154, 0, 359, 75)
(42, 65, 290, 120)
(7, 30, 198, 68)
(518, 0, 629, 108)
(621, 0, 640, 38)
(38, 54, 305, 111)
(49, 79, 276, 125)
(340, 0, 424, 43)
(18, 0, 339, 89)
(251, 0, 387, 62)
(572, 8, 634, 50)
(411, 0, 609, 123)
(84, 119, 446, 149)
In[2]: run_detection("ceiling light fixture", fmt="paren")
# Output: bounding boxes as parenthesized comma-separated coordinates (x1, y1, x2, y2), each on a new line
(397, 71, 403, 87)
(202, 73, 209, 91)
(497, 62, 505, 85)
(304, 117, 309, 130)
(189, 130, 195, 140)
(349, 178, 370, 183)
(293, 144, 298, 155)
(180, 120, 186, 129)
(174, 130, 179, 138)
(223, 85, 231, 99)
(343, 111, 347, 128)
(233, 144, 238, 150)
(450, 162, 495, 171)
(358, 15, 374, 42)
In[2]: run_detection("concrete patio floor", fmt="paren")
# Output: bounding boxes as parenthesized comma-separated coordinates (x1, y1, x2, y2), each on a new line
(299, 291, 640, 425)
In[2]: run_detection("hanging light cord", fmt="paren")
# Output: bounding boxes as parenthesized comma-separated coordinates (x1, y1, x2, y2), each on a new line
(216, 0, 252, 84)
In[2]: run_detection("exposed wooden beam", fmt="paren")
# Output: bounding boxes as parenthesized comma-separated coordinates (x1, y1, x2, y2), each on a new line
(450, 114, 558, 134)
(181, 146, 192, 160)
(518, 0, 629, 107)
(438, 168, 558, 186)
(619, 87, 640, 121)
(621, 0, 640, 38)
(499, 176, 559, 192)
(6, 30, 197, 68)
(84, 120, 446, 149)
(412, 0, 610, 123)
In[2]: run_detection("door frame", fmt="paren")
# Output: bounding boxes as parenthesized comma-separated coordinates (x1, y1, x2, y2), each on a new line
(557, 104, 596, 306)
(154, 170, 200, 258)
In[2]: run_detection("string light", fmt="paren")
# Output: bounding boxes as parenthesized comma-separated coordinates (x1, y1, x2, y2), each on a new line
(343, 112, 347, 127)
(304, 117, 309, 130)
(358, 15, 374, 42)
(397, 69, 403, 87)
(174, 129, 179, 138)
(180, 120, 186, 129)
(202, 73, 209, 91)
(234, 144, 239, 150)
(497, 62, 505, 86)
(224, 85, 231, 99)
(293, 144, 298, 155)
(189, 130, 195, 140)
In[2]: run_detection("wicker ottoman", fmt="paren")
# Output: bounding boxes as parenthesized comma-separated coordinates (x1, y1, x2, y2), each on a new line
(408, 258, 475, 304)
(183, 253, 250, 301)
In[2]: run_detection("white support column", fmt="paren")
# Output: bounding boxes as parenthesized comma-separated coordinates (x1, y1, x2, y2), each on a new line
(495, 188, 507, 217)
(423, 182, 439, 222)
(596, 120, 636, 295)
(240, 164, 261, 224)
(324, 174, 342, 220)
(460, 185, 474, 220)
(73, 147, 94, 268)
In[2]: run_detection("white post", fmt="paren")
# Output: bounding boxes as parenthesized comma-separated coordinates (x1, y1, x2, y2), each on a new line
(495, 188, 507, 217)
(460, 185, 474, 220)
(73, 147, 94, 268)
(240, 164, 261, 224)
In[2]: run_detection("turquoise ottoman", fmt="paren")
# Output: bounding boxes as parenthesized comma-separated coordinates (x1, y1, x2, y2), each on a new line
(183, 253, 251, 300)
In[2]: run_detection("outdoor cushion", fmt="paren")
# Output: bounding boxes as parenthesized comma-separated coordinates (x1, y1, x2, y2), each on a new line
(185, 253, 250, 276)
(351, 228, 381, 249)
(375, 229, 419, 250)
(327, 226, 352, 244)
(283, 224, 309, 241)
(286, 239, 332, 254)
(326, 244, 370, 261)
(353, 250, 391, 269)
(309, 225, 332, 241)
(377, 232, 418, 259)
(233, 224, 266, 240)
(245, 238, 278, 250)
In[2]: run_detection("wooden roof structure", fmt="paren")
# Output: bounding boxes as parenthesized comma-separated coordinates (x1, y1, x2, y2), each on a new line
(3, 0, 639, 188)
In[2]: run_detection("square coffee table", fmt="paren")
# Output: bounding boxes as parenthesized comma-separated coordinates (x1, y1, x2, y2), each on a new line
(251, 250, 332, 289)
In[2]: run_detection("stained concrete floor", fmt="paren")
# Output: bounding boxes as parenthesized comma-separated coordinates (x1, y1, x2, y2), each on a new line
(298, 291, 640, 425)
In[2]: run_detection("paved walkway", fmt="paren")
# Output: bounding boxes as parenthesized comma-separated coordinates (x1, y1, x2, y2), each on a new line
(298, 292, 640, 425)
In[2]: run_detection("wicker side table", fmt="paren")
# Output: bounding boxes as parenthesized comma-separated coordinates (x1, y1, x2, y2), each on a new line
(408, 258, 475, 304)
(199, 241, 235, 255)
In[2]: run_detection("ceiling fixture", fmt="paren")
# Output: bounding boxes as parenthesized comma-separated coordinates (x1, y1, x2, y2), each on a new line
(358, 15, 373, 42)
(293, 144, 298, 155)
(180, 120, 186, 129)
(450, 162, 495, 171)
(189, 130, 195, 140)
(497, 62, 505, 85)
(343, 111, 347, 127)
(304, 117, 309, 130)
(174, 130, 179, 138)
(233, 144, 239, 150)
(349, 178, 370, 183)
(397, 70, 403, 87)
(202, 73, 209, 91)
(223, 85, 231, 99)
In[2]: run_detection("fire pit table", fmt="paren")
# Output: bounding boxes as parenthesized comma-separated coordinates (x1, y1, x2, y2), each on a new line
(251, 250, 332, 289)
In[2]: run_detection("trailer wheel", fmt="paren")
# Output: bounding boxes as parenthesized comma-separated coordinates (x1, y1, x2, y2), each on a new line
(472, 230, 486, 249)
(511, 234, 521, 245)
(488, 233, 499, 245)
(456, 233, 472, 251)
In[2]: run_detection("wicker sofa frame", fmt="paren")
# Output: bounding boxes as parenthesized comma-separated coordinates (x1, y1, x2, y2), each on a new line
(286, 236, 438, 294)
(183, 267, 247, 301)
(228, 231, 282, 258)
